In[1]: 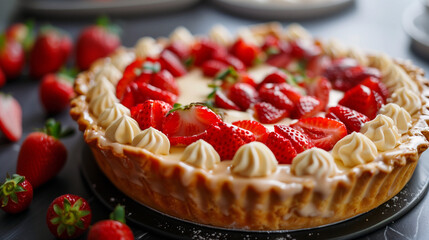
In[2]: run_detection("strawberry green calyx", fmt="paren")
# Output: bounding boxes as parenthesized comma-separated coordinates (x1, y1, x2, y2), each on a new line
(0, 34, 6, 50)
(109, 204, 126, 224)
(0, 174, 27, 207)
(96, 16, 121, 36)
(168, 102, 219, 115)
(57, 67, 78, 84)
(50, 198, 90, 237)
(142, 61, 161, 73)
(215, 66, 238, 82)
(22, 20, 35, 52)
(39, 119, 74, 139)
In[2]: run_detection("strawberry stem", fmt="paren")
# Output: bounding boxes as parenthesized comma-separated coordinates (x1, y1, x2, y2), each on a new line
(57, 68, 78, 84)
(40, 119, 74, 139)
(96, 16, 121, 36)
(109, 204, 126, 224)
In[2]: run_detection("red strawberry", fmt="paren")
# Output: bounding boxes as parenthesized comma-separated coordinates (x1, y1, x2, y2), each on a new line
(289, 40, 321, 60)
(257, 71, 288, 89)
(191, 39, 227, 66)
(230, 38, 260, 66)
(209, 88, 240, 110)
(121, 81, 178, 108)
(305, 76, 331, 110)
(162, 103, 222, 145)
(360, 77, 390, 103)
(262, 35, 282, 55)
(325, 105, 370, 133)
(264, 132, 297, 164)
(232, 120, 269, 142)
(76, 17, 120, 70)
(0, 174, 33, 214)
(274, 125, 315, 153)
(5, 21, 34, 52)
(0, 37, 25, 79)
(16, 119, 74, 187)
(213, 54, 246, 72)
(292, 96, 323, 119)
(266, 52, 292, 68)
(160, 49, 187, 77)
(29, 27, 72, 78)
(39, 72, 75, 114)
(228, 83, 259, 111)
(306, 55, 331, 78)
(216, 67, 257, 90)
(338, 84, 383, 119)
(204, 122, 253, 160)
(0, 93, 22, 142)
(0, 67, 5, 88)
(202, 59, 228, 77)
(291, 117, 347, 151)
(130, 100, 172, 131)
(149, 69, 180, 95)
(275, 83, 302, 104)
(46, 194, 91, 239)
(258, 86, 294, 112)
(165, 41, 190, 61)
(88, 205, 134, 240)
(253, 102, 287, 124)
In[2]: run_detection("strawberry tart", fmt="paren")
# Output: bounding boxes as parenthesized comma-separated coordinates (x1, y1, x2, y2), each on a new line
(70, 23, 429, 230)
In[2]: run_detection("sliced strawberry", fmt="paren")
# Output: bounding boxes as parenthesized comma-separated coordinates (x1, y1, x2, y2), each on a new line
(292, 96, 323, 119)
(264, 132, 297, 164)
(213, 54, 246, 72)
(232, 120, 269, 142)
(257, 71, 288, 89)
(204, 122, 250, 160)
(306, 55, 331, 78)
(149, 70, 180, 95)
(253, 102, 287, 124)
(291, 117, 347, 151)
(202, 60, 228, 77)
(217, 68, 257, 90)
(338, 84, 383, 119)
(191, 39, 227, 66)
(130, 100, 172, 131)
(360, 77, 389, 103)
(262, 35, 282, 55)
(168, 131, 208, 146)
(266, 52, 292, 68)
(289, 39, 321, 60)
(274, 125, 314, 153)
(325, 105, 370, 133)
(160, 49, 187, 77)
(121, 81, 178, 108)
(276, 83, 302, 104)
(228, 83, 259, 111)
(162, 103, 222, 145)
(305, 76, 331, 110)
(0, 93, 22, 142)
(230, 38, 260, 67)
(258, 86, 294, 112)
(165, 41, 190, 61)
(213, 90, 240, 110)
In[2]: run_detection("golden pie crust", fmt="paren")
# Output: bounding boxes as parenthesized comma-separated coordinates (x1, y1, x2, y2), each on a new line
(70, 23, 429, 230)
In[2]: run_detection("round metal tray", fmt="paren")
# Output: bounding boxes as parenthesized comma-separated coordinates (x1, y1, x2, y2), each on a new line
(80, 145, 429, 240)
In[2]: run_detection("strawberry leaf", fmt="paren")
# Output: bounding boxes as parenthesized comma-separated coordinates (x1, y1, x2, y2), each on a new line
(66, 225, 75, 237)
(57, 223, 66, 236)
(50, 217, 61, 225)
(63, 198, 71, 212)
(53, 204, 62, 216)
(75, 220, 85, 229)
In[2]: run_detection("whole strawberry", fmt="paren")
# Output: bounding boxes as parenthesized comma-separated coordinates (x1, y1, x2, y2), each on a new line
(16, 119, 74, 188)
(5, 21, 35, 52)
(29, 26, 72, 78)
(0, 93, 22, 142)
(46, 194, 92, 239)
(0, 174, 33, 214)
(76, 17, 120, 70)
(88, 205, 134, 240)
(39, 70, 76, 114)
(0, 36, 25, 79)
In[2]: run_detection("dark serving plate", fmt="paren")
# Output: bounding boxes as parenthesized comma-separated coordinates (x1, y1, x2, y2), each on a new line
(80, 145, 429, 240)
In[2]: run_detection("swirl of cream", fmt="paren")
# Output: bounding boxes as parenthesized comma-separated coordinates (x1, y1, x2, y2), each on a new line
(209, 25, 232, 46)
(347, 47, 369, 66)
(94, 62, 122, 86)
(98, 103, 130, 129)
(169, 26, 195, 47)
(135, 37, 163, 59)
(89, 90, 118, 118)
(291, 148, 336, 179)
(105, 115, 141, 144)
(132, 127, 170, 155)
(111, 51, 135, 71)
(391, 87, 422, 116)
(332, 132, 378, 168)
(87, 76, 115, 101)
(231, 142, 278, 177)
(322, 39, 348, 59)
(370, 53, 419, 93)
(285, 24, 312, 41)
(180, 139, 220, 170)
(360, 115, 400, 151)
(379, 103, 411, 134)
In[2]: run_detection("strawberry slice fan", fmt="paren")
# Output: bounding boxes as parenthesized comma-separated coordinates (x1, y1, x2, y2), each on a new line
(71, 22, 429, 236)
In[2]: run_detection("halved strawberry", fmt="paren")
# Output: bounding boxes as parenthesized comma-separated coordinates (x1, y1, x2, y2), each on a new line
(162, 103, 222, 145)
(213, 54, 246, 72)
(130, 100, 172, 131)
(264, 132, 297, 164)
(230, 38, 260, 67)
(325, 105, 370, 133)
(266, 52, 292, 68)
(216, 67, 257, 90)
(338, 84, 383, 119)
(211, 89, 240, 110)
(165, 41, 190, 61)
(202, 60, 228, 77)
(228, 83, 259, 111)
(306, 55, 331, 78)
(289, 39, 321, 60)
(204, 122, 254, 160)
(254, 102, 287, 124)
(291, 117, 347, 151)
(257, 71, 288, 89)
(276, 83, 302, 104)
(360, 77, 389, 103)
(120, 81, 177, 108)
(304, 76, 331, 110)
(258, 86, 294, 112)
(232, 120, 269, 142)
(274, 125, 314, 153)
(262, 35, 282, 55)
(149, 70, 180, 95)
(191, 39, 227, 66)
(0, 93, 22, 142)
(292, 96, 323, 119)
(160, 49, 187, 77)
